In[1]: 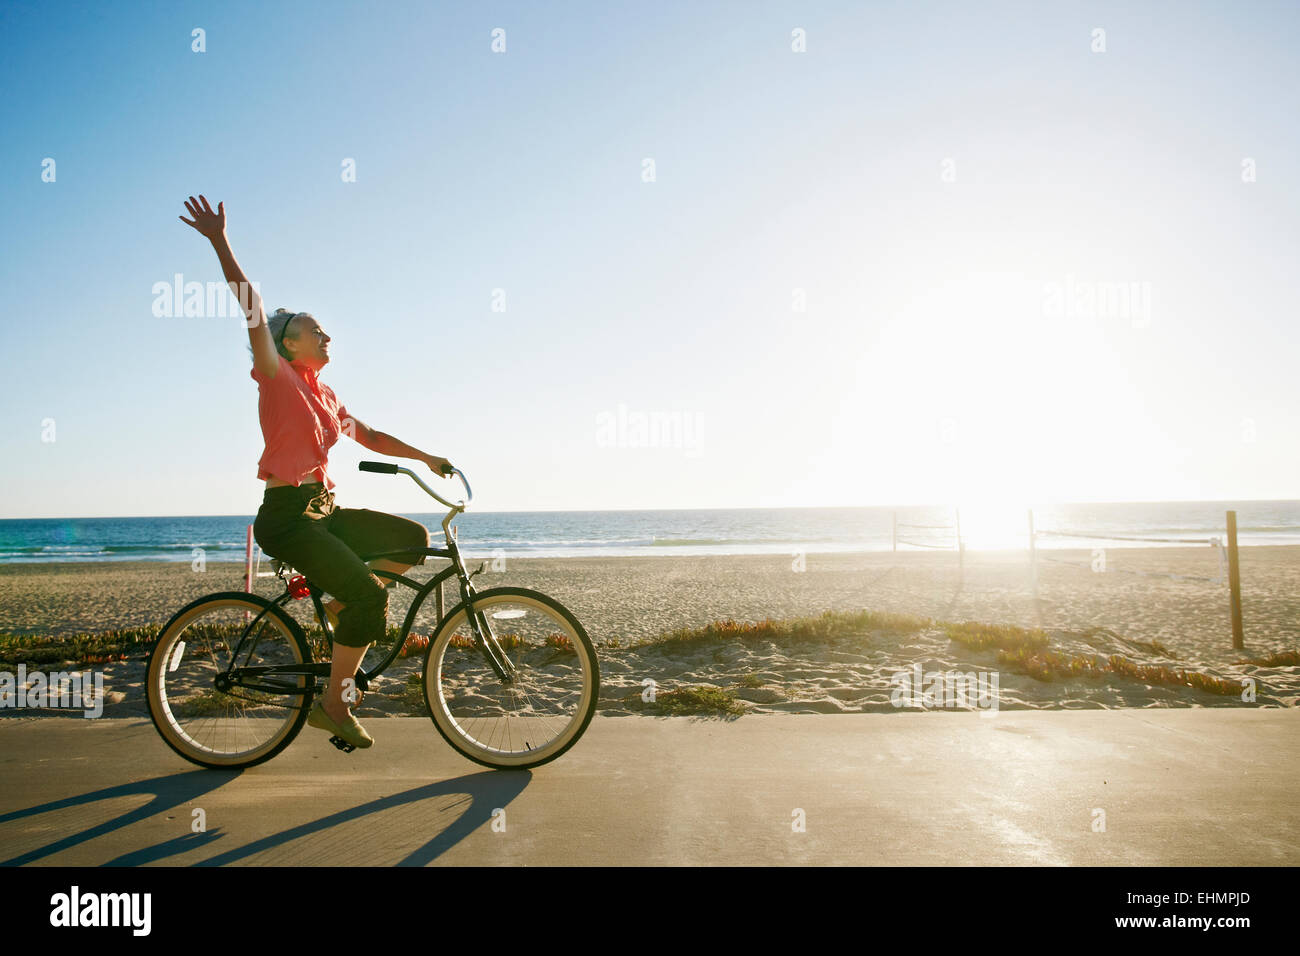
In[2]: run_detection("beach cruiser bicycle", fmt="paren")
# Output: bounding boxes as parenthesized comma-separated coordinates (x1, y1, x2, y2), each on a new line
(146, 462, 599, 770)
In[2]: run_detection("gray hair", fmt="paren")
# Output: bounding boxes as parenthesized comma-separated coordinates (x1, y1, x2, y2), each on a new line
(248, 308, 313, 361)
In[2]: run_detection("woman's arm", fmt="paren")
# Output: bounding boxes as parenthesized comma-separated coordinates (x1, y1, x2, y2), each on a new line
(179, 195, 278, 379)
(348, 415, 452, 475)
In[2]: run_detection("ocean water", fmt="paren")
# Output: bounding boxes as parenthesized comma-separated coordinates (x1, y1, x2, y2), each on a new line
(1, 501, 1298, 564)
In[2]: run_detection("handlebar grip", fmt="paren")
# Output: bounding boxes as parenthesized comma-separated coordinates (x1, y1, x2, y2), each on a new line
(358, 461, 399, 474)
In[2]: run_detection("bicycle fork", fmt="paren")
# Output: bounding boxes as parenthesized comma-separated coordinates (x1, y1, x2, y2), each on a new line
(452, 560, 518, 685)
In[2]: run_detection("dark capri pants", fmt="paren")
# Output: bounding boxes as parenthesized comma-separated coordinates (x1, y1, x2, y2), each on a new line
(252, 482, 430, 647)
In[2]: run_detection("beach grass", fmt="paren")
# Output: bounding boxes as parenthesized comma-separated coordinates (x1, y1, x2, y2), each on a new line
(632, 609, 933, 649)
(1071, 627, 1179, 659)
(399, 633, 429, 658)
(1129, 639, 1176, 658)
(622, 684, 747, 716)
(0, 624, 160, 670)
(995, 646, 1242, 696)
(944, 621, 1050, 652)
(402, 673, 427, 713)
(1246, 650, 1300, 667)
(0, 621, 422, 671)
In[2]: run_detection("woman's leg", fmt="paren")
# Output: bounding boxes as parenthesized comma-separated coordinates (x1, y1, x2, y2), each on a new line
(321, 508, 430, 626)
(322, 556, 413, 719)
(324, 557, 414, 624)
(326, 642, 369, 721)
(318, 506, 430, 721)
(254, 488, 395, 727)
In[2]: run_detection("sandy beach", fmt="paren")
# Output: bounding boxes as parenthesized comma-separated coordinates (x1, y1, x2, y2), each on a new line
(1, 547, 1297, 716)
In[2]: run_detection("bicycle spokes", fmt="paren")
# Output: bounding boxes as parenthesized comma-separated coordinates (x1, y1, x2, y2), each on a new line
(425, 590, 597, 767)
(149, 598, 311, 767)
(468, 605, 518, 683)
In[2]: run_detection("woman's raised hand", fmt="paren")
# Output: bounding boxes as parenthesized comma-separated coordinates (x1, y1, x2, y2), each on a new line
(178, 195, 226, 239)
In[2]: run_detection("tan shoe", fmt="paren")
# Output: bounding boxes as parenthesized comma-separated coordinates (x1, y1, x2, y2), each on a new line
(308, 700, 374, 748)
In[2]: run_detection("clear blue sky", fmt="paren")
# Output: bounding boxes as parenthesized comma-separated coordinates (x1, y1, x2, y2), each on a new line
(3, 0, 1298, 518)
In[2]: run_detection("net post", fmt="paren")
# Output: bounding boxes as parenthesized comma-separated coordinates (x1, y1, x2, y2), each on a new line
(244, 524, 254, 623)
(955, 507, 964, 577)
(1226, 510, 1244, 649)
(1028, 508, 1038, 600)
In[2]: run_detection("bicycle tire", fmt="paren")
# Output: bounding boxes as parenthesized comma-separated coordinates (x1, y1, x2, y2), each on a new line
(146, 592, 314, 769)
(420, 586, 599, 770)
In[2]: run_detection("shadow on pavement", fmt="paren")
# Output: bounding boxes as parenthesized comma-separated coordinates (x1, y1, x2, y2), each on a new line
(1, 769, 530, 867)
(0, 769, 238, 866)
(191, 772, 530, 866)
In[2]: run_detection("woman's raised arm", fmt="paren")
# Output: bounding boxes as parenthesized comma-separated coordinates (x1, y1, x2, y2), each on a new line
(179, 195, 279, 379)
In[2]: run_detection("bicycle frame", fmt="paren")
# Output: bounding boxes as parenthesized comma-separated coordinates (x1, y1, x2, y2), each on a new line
(221, 463, 518, 703)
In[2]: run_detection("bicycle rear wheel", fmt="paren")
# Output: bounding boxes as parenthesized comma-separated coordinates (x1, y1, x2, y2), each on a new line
(423, 587, 599, 769)
(146, 592, 313, 769)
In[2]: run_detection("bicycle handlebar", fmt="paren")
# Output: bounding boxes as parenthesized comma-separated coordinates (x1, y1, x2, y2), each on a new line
(358, 460, 472, 510)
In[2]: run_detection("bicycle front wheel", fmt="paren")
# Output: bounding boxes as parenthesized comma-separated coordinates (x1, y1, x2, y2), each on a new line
(423, 587, 599, 770)
(146, 592, 313, 769)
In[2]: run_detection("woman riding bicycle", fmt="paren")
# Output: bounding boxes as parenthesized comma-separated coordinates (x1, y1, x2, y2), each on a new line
(179, 194, 452, 751)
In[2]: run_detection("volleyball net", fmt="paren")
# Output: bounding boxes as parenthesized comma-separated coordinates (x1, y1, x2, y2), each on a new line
(1031, 529, 1227, 585)
(892, 511, 964, 551)
(1028, 509, 1245, 648)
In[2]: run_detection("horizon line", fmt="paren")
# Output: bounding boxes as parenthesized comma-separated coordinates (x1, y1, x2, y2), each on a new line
(4, 496, 1299, 522)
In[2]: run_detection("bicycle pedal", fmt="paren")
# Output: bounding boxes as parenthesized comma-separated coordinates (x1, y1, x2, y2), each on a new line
(328, 735, 357, 753)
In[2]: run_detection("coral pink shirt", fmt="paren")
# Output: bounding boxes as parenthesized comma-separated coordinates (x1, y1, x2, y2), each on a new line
(251, 354, 350, 489)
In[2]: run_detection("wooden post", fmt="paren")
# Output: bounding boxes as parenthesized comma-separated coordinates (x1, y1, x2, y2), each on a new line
(1226, 510, 1244, 649)
(955, 507, 964, 576)
(892, 512, 897, 552)
(1028, 508, 1038, 600)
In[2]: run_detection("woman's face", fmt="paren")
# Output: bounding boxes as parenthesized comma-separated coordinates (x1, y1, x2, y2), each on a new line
(285, 315, 331, 368)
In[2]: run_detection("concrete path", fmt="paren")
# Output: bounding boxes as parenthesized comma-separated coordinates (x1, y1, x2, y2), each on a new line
(1, 710, 1296, 866)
